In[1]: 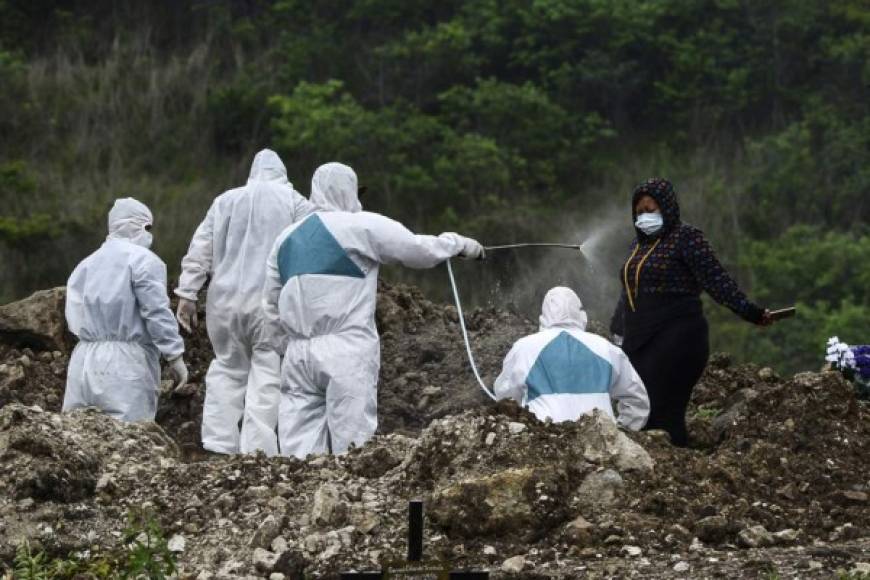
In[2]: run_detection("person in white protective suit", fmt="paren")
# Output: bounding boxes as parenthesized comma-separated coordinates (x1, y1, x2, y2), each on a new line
(263, 162, 485, 458)
(175, 149, 315, 456)
(494, 287, 649, 430)
(63, 198, 187, 422)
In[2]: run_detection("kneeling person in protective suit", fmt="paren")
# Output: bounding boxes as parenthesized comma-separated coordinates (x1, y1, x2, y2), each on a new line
(494, 287, 649, 430)
(64, 198, 187, 422)
(263, 162, 485, 458)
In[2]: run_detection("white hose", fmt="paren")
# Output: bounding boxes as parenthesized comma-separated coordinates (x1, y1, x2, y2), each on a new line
(446, 258, 497, 401)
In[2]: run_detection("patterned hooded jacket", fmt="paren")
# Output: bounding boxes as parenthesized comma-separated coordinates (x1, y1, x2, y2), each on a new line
(610, 178, 764, 337)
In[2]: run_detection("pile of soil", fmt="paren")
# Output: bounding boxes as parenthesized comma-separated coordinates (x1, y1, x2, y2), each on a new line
(0, 281, 537, 458)
(1, 283, 869, 578)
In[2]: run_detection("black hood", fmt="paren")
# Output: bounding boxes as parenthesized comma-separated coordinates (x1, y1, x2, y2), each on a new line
(631, 177, 681, 239)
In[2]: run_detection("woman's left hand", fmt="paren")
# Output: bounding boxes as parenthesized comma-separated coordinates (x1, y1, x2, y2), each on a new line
(759, 309, 774, 326)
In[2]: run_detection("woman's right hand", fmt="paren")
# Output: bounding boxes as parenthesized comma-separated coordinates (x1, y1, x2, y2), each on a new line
(759, 309, 774, 326)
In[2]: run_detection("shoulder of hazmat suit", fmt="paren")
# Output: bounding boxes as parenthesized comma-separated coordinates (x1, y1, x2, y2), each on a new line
(63, 198, 184, 423)
(494, 287, 649, 430)
(262, 162, 481, 458)
(175, 149, 314, 456)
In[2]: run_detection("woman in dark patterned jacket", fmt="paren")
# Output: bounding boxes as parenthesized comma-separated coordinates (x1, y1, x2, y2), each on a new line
(610, 178, 773, 447)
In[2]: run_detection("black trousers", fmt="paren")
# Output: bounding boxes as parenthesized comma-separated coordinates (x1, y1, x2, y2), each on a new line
(626, 315, 710, 447)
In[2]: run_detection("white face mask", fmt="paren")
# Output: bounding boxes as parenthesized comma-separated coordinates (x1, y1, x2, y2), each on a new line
(635, 211, 664, 235)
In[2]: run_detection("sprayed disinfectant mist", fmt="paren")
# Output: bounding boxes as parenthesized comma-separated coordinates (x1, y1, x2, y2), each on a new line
(448, 206, 634, 398)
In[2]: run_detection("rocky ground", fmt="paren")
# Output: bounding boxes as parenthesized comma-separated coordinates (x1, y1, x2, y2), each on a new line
(1, 283, 869, 578)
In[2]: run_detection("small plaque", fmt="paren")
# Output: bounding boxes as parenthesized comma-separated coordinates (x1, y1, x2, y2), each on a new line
(382, 559, 451, 580)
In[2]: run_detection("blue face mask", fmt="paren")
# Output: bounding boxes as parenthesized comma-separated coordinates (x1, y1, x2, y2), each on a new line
(635, 211, 664, 235)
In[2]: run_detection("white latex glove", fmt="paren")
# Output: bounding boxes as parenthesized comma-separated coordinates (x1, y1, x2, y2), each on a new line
(168, 356, 188, 390)
(176, 298, 198, 334)
(612, 334, 624, 347)
(459, 237, 485, 260)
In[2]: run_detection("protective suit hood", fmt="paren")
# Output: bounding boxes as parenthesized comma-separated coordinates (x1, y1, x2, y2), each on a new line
(107, 197, 153, 248)
(249, 149, 290, 185)
(311, 162, 362, 213)
(539, 287, 588, 331)
(631, 177, 680, 239)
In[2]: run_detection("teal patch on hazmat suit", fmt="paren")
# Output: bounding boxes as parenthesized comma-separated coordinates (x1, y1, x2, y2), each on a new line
(526, 331, 612, 402)
(277, 215, 365, 284)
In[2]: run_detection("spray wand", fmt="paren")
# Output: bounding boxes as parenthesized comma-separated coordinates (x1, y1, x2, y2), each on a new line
(446, 240, 585, 401)
(485, 242, 584, 252)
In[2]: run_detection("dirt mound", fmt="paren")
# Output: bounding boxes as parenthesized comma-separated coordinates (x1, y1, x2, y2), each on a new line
(1, 284, 870, 577)
(0, 280, 535, 458)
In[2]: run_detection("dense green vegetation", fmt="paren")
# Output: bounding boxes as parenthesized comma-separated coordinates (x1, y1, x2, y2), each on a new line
(1, 0, 867, 373)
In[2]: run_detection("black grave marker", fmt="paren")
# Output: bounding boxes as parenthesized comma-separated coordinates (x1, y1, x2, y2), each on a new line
(340, 500, 489, 580)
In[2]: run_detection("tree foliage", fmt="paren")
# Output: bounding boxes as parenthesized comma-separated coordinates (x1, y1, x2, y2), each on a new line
(0, 0, 867, 372)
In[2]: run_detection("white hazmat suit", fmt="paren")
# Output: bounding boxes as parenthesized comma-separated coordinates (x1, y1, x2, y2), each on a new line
(64, 198, 186, 422)
(263, 162, 483, 458)
(175, 149, 315, 456)
(494, 287, 649, 430)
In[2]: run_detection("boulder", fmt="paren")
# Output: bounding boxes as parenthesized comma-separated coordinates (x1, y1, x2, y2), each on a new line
(575, 469, 624, 508)
(311, 483, 348, 527)
(0, 287, 70, 352)
(501, 555, 526, 574)
(564, 515, 594, 546)
(577, 411, 654, 473)
(250, 515, 283, 549)
(430, 466, 570, 538)
(252, 548, 279, 574)
(694, 515, 735, 544)
(737, 525, 775, 548)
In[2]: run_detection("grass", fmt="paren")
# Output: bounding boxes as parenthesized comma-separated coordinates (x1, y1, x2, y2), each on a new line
(4, 509, 177, 580)
(694, 404, 722, 420)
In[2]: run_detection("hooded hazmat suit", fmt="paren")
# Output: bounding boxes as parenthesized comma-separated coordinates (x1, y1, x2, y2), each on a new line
(263, 162, 484, 458)
(494, 287, 649, 430)
(175, 149, 315, 455)
(63, 198, 185, 422)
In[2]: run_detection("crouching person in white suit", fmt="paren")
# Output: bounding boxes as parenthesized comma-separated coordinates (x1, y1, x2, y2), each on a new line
(494, 287, 649, 430)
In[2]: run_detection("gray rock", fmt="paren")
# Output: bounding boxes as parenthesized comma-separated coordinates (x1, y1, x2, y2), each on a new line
(216, 559, 245, 578)
(0, 287, 70, 351)
(773, 528, 799, 545)
(577, 411, 654, 472)
(507, 422, 526, 434)
(711, 388, 758, 440)
(167, 534, 185, 553)
(271, 537, 288, 553)
(430, 466, 569, 539)
(850, 563, 870, 575)
(501, 555, 526, 574)
(250, 515, 283, 549)
(252, 548, 279, 574)
(244, 485, 271, 500)
(829, 522, 861, 541)
(311, 483, 347, 527)
(738, 525, 775, 548)
(575, 469, 624, 507)
(95, 473, 116, 494)
(832, 490, 868, 505)
(694, 515, 734, 544)
(564, 514, 594, 546)
(0, 364, 25, 391)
